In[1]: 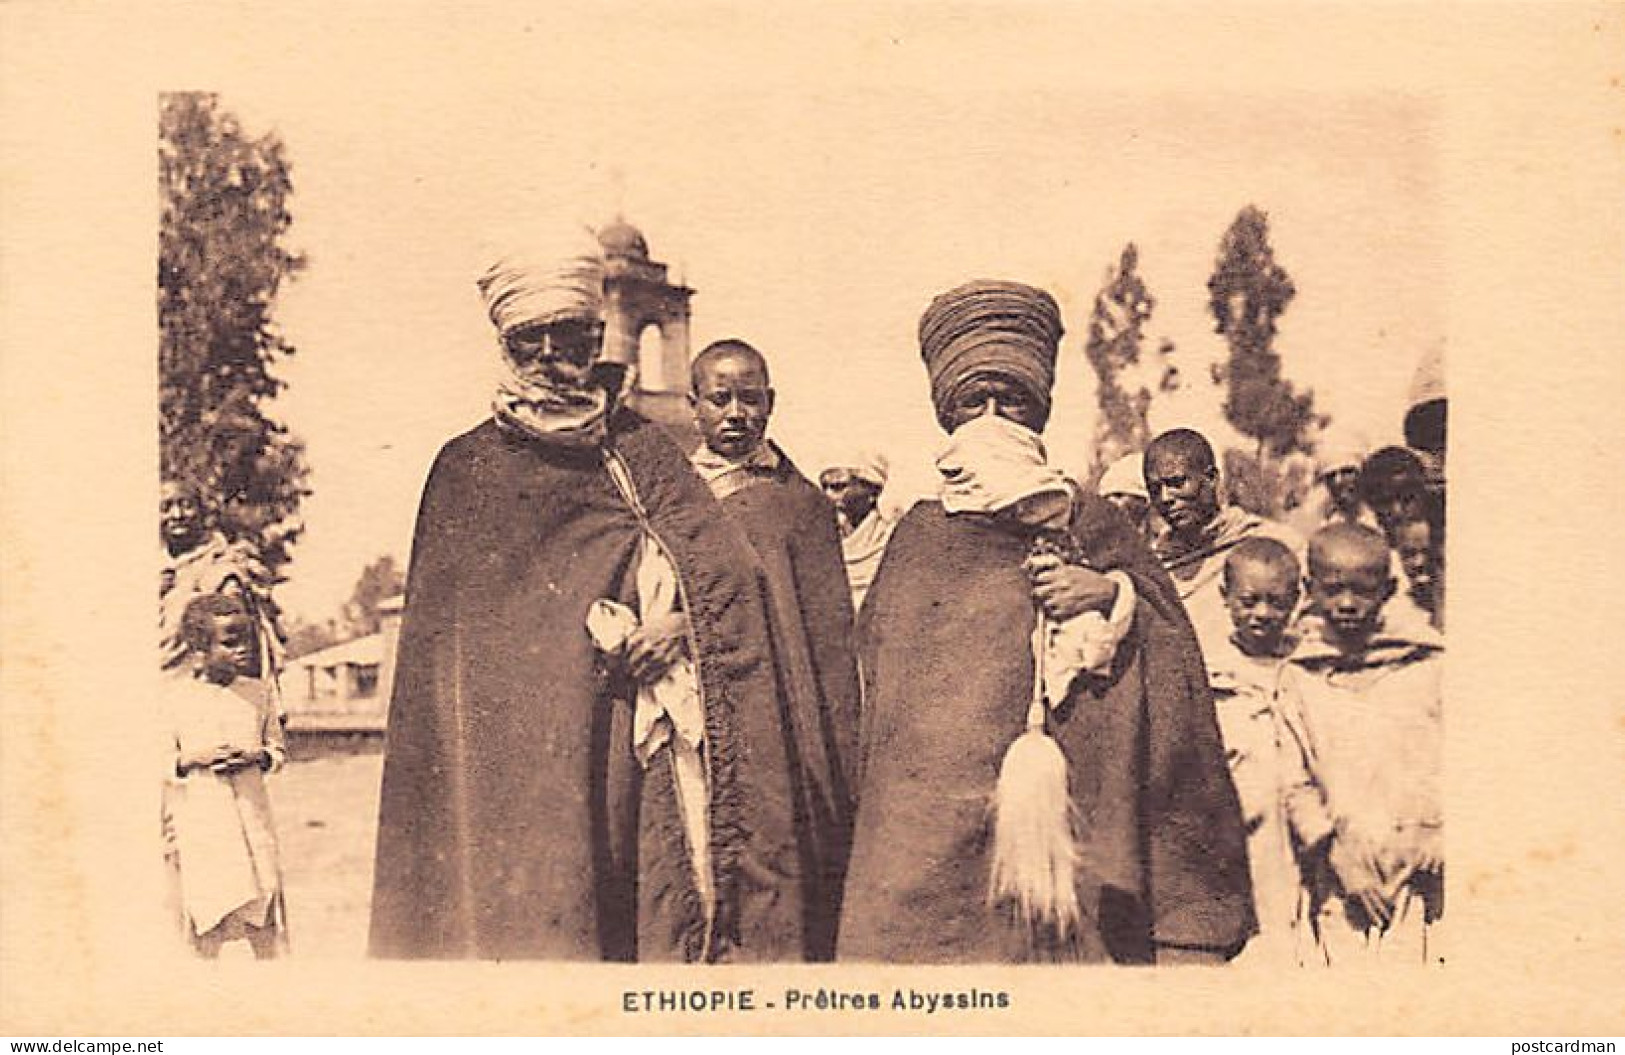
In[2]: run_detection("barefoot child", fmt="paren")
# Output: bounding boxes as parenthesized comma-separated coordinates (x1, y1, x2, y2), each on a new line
(162, 593, 289, 959)
(1277, 523, 1443, 965)
(1209, 537, 1305, 963)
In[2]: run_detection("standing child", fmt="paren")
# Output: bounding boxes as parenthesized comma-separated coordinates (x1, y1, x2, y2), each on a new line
(1277, 523, 1443, 966)
(1209, 537, 1304, 964)
(162, 593, 289, 959)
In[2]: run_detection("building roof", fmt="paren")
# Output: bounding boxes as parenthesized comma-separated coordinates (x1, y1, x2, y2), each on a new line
(295, 633, 383, 670)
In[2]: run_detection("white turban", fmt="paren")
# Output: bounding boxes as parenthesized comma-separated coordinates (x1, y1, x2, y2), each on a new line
(476, 228, 606, 336)
(1096, 452, 1147, 500)
(835, 449, 889, 489)
(1316, 431, 1370, 476)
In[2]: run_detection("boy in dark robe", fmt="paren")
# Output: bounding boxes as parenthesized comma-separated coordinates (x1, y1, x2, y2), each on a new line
(686, 338, 862, 961)
(838, 279, 1254, 964)
(369, 233, 805, 962)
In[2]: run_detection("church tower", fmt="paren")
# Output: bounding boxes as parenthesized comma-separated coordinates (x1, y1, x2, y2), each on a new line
(596, 218, 696, 436)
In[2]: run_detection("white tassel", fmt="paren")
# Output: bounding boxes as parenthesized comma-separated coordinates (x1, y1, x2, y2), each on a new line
(988, 613, 1082, 939)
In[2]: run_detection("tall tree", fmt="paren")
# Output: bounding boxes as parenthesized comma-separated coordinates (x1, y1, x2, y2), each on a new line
(342, 555, 406, 638)
(1084, 244, 1179, 479)
(159, 92, 309, 580)
(1206, 205, 1326, 515)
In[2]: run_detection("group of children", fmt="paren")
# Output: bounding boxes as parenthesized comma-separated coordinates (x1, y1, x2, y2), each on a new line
(1210, 523, 1444, 966)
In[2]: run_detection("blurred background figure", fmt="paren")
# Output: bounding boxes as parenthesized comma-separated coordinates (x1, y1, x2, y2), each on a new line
(1094, 451, 1152, 541)
(1358, 446, 1430, 541)
(819, 451, 895, 613)
(1310, 432, 1379, 531)
(1404, 343, 1447, 495)
(1392, 490, 1445, 631)
(160, 475, 286, 723)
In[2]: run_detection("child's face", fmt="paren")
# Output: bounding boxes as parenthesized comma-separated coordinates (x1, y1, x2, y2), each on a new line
(200, 610, 256, 684)
(1393, 520, 1439, 611)
(1221, 558, 1299, 654)
(1307, 542, 1395, 651)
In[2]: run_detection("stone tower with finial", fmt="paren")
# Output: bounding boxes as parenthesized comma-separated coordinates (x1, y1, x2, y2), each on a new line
(596, 217, 697, 438)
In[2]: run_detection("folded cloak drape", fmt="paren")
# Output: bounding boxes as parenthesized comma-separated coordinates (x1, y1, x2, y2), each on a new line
(369, 412, 804, 962)
(708, 450, 862, 961)
(839, 495, 1255, 962)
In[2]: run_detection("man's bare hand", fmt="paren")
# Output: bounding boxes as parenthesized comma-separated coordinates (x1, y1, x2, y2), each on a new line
(1023, 553, 1117, 621)
(625, 610, 690, 683)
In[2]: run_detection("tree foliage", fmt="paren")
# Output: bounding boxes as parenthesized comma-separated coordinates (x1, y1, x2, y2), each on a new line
(342, 555, 406, 638)
(1206, 205, 1327, 516)
(1207, 205, 1324, 460)
(1084, 244, 1179, 479)
(159, 92, 309, 580)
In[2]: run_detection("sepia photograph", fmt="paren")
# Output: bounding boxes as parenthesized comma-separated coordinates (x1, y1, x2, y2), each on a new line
(3, 0, 1623, 1038)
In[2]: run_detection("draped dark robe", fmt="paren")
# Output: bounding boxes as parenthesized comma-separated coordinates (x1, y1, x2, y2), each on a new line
(369, 412, 804, 962)
(704, 446, 862, 961)
(838, 494, 1255, 963)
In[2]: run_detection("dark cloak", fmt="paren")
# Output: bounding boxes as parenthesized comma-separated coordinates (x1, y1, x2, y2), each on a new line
(705, 446, 862, 961)
(369, 412, 804, 962)
(838, 494, 1255, 963)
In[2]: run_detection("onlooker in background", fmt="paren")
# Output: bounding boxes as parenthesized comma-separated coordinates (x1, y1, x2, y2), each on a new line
(162, 593, 289, 959)
(1095, 451, 1153, 542)
(1358, 446, 1429, 540)
(1144, 428, 1304, 663)
(820, 451, 896, 614)
(1277, 524, 1444, 966)
(159, 475, 286, 723)
(687, 338, 862, 961)
(1404, 343, 1447, 494)
(1392, 491, 1445, 631)
(1207, 537, 1308, 964)
(1310, 433, 1380, 532)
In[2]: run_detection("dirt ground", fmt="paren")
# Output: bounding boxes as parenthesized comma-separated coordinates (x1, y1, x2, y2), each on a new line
(270, 744, 383, 959)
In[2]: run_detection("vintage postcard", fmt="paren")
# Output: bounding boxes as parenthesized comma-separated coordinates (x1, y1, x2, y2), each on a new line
(2, 0, 1622, 1038)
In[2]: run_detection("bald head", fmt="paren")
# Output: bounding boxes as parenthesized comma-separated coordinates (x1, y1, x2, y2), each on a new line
(691, 339, 770, 393)
(1224, 536, 1300, 590)
(1307, 522, 1397, 649)
(1308, 522, 1391, 579)
(1144, 428, 1220, 539)
(1146, 429, 1216, 474)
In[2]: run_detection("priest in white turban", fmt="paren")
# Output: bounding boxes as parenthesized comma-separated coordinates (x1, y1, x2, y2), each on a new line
(370, 227, 808, 963)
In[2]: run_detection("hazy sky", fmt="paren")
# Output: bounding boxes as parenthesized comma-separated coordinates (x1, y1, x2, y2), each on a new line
(214, 21, 1443, 624)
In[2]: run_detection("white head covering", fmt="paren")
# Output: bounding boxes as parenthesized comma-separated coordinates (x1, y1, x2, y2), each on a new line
(1096, 452, 1147, 500)
(1316, 430, 1371, 477)
(476, 227, 606, 337)
(827, 448, 889, 489)
(477, 227, 618, 447)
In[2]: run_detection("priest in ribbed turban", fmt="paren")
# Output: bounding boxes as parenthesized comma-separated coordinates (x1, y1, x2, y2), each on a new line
(837, 280, 1254, 964)
(369, 229, 805, 962)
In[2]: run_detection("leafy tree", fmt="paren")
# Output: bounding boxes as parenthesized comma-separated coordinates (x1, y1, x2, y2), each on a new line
(1206, 205, 1327, 515)
(1084, 244, 1180, 480)
(284, 615, 341, 660)
(341, 555, 406, 638)
(159, 92, 309, 580)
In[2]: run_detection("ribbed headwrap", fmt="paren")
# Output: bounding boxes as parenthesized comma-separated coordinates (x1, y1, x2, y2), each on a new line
(476, 230, 607, 338)
(918, 280, 1064, 427)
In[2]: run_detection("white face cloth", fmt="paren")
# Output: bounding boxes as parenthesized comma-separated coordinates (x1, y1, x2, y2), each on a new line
(935, 412, 1074, 530)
